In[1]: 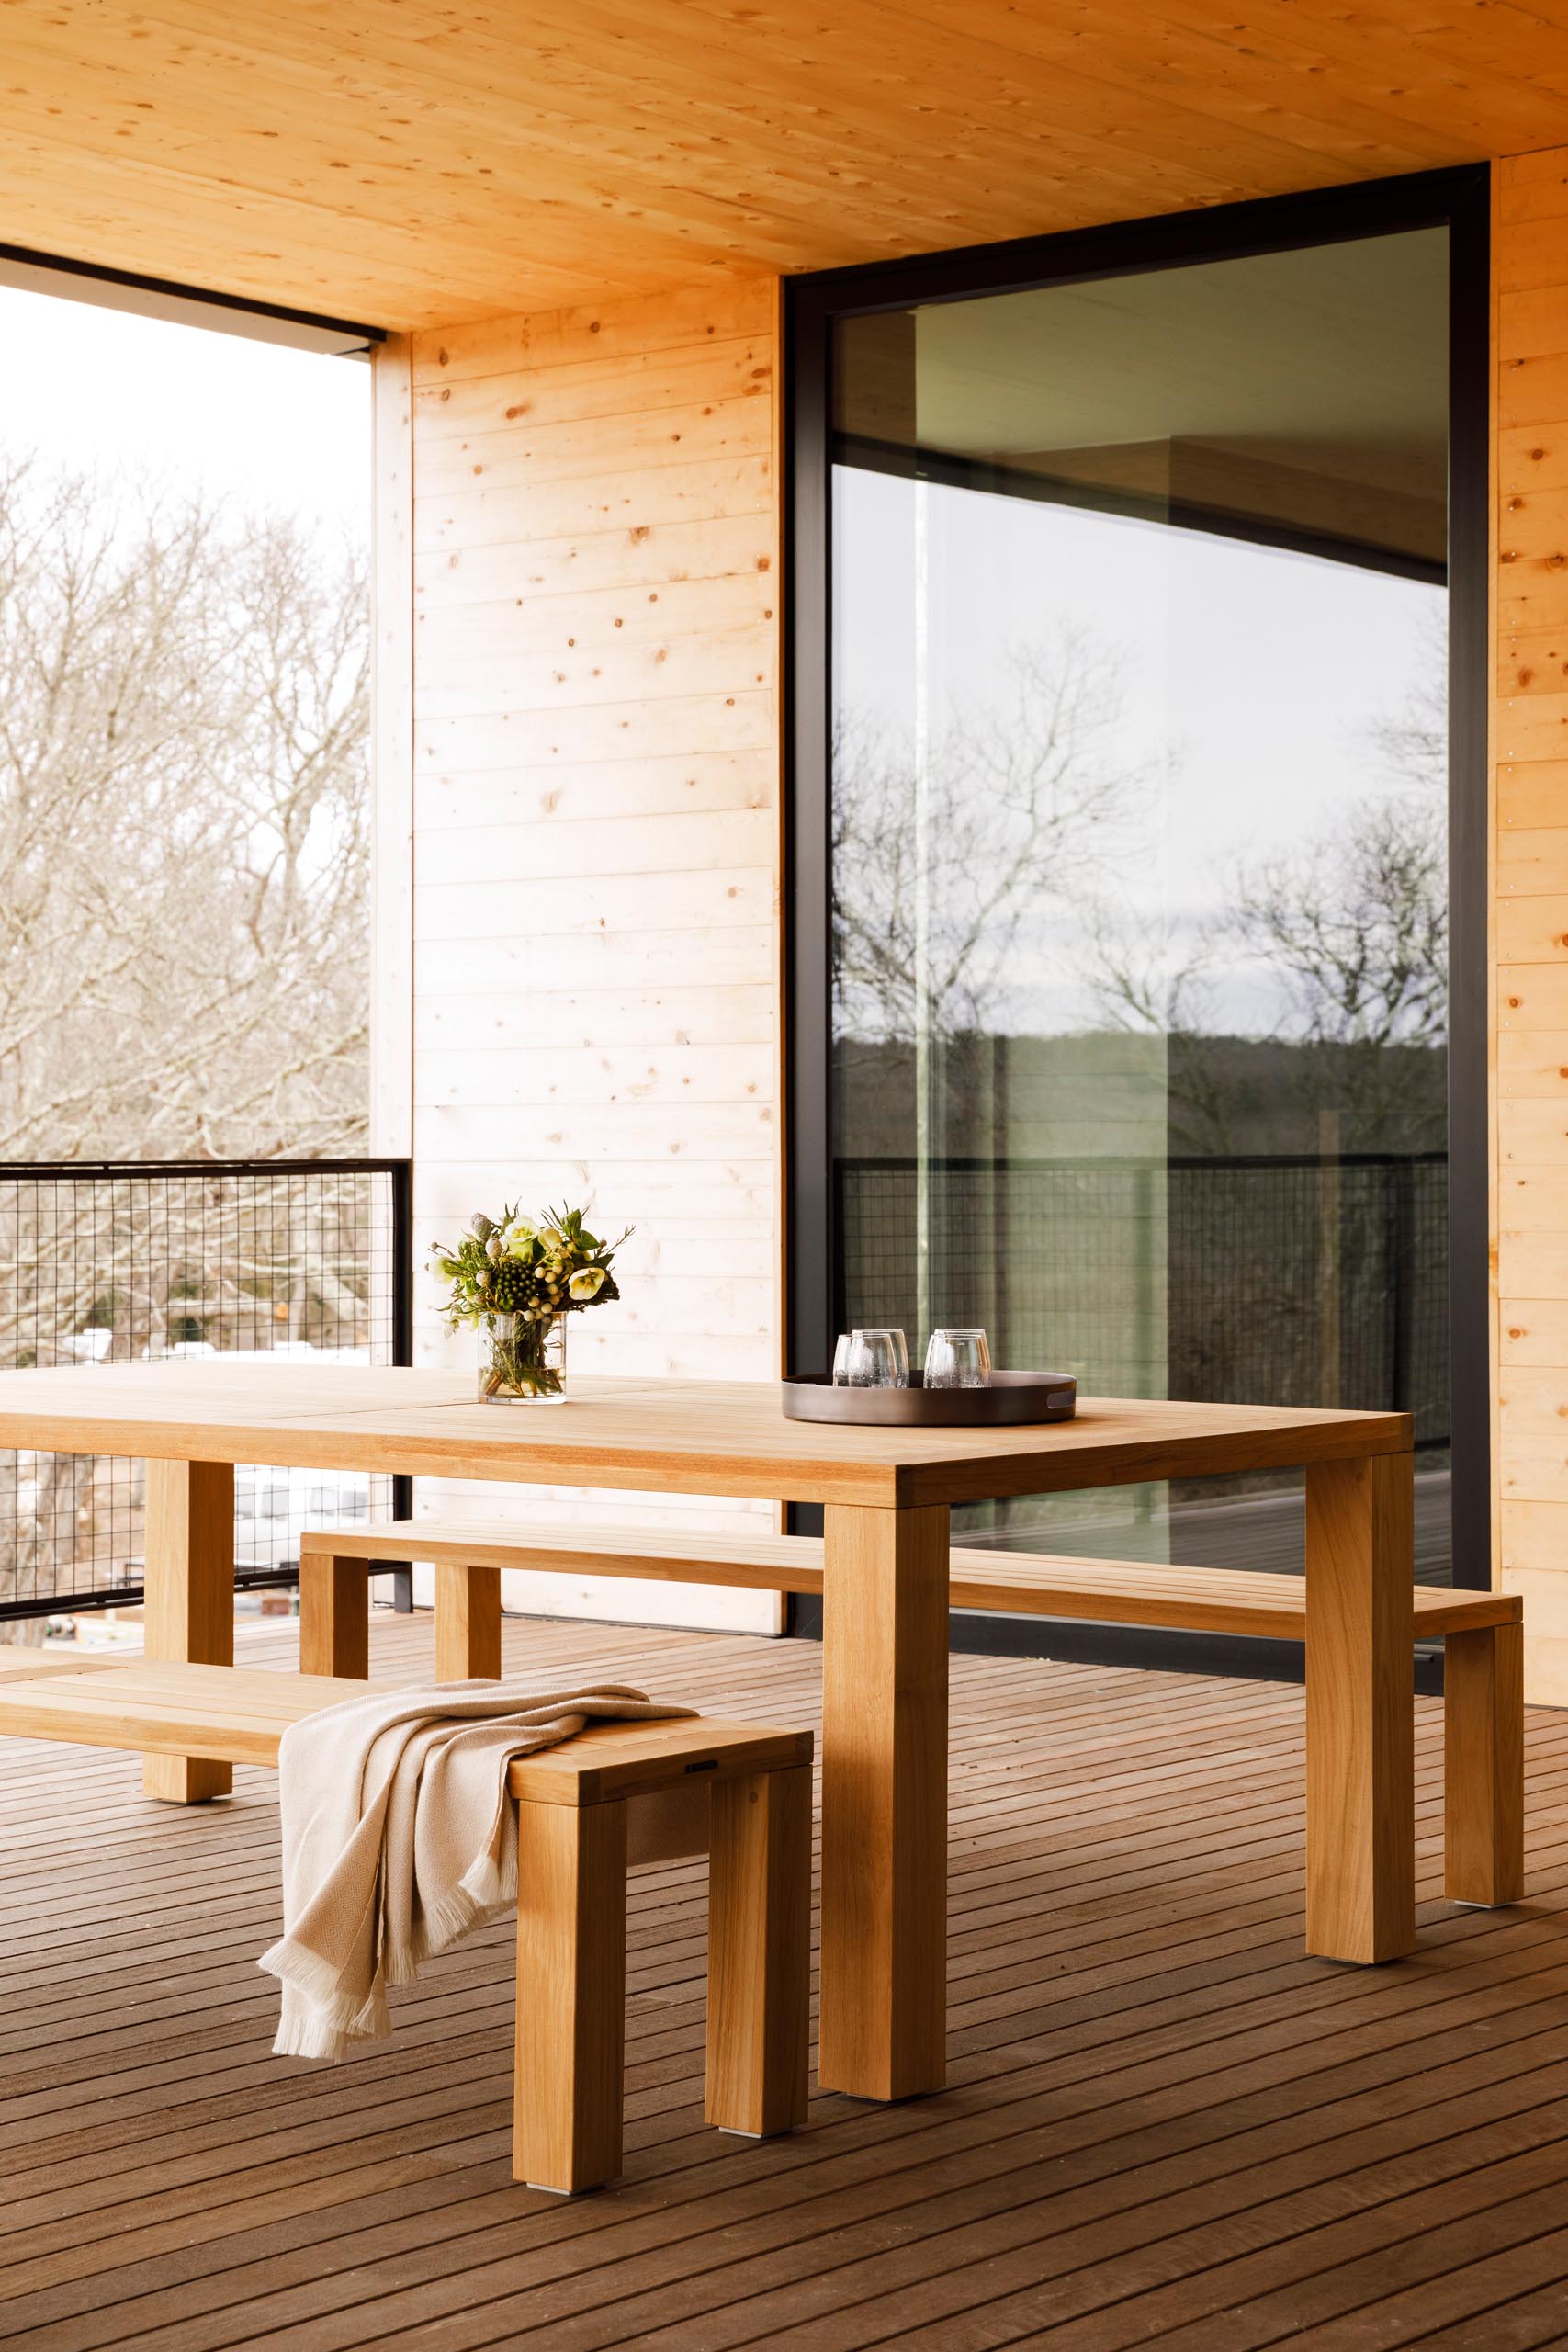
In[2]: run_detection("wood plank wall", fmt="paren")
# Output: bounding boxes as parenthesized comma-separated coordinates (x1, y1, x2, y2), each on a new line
(1496, 151, 1568, 1702)
(391, 278, 784, 1633)
(378, 183, 1568, 1681)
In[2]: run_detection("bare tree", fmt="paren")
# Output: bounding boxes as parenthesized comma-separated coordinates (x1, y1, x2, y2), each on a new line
(832, 631, 1145, 1041)
(0, 457, 369, 1159)
(1088, 908, 1215, 1044)
(1081, 610, 1449, 1149)
(1229, 797, 1446, 1054)
(1226, 607, 1447, 1069)
(1086, 913, 1245, 1152)
(0, 456, 371, 1634)
(1368, 607, 1447, 794)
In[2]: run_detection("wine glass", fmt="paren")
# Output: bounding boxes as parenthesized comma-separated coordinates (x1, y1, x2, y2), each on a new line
(846, 1328, 910, 1386)
(924, 1328, 992, 1388)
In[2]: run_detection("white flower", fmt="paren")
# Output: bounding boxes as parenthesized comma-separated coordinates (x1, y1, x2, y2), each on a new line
(568, 1265, 607, 1301)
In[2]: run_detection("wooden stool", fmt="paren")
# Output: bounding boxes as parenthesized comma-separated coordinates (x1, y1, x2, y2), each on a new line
(508, 1716, 813, 2193)
(0, 1661, 814, 2199)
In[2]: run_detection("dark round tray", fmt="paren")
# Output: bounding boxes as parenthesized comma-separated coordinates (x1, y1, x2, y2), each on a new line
(782, 1370, 1077, 1428)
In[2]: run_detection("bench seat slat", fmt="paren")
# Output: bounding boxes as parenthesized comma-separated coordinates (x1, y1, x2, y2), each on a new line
(0, 1653, 128, 1682)
(510, 1721, 811, 1805)
(306, 1517, 1518, 1640)
(0, 1664, 806, 1799)
(0, 1665, 367, 1764)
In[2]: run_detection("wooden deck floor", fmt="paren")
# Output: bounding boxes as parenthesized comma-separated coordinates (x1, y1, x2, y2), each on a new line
(5, 1611, 1568, 2352)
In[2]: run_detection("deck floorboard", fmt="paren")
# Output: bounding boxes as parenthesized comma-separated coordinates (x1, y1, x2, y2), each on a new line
(2, 1611, 1567, 2350)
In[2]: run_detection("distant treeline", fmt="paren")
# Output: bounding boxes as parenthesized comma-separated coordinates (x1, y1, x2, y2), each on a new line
(835, 1029, 1447, 1161)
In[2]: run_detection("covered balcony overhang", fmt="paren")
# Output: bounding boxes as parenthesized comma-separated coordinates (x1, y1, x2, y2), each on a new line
(0, 3, 1563, 325)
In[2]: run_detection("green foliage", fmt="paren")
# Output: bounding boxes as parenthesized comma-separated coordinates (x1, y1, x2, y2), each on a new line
(428, 1201, 628, 1329)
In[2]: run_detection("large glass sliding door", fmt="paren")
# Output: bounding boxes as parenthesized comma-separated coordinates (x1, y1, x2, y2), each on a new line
(790, 174, 1488, 1617)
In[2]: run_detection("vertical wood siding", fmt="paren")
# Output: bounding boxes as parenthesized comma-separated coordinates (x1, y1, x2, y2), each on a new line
(397, 278, 784, 1632)
(1496, 153, 1568, 1698)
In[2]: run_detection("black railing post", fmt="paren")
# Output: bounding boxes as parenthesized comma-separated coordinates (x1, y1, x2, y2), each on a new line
(389, 1156, 415, 1613)
(1391, 1152, 1416, 1420)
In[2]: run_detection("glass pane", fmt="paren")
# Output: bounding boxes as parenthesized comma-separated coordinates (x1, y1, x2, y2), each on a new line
(829, 230, 1450, 1581)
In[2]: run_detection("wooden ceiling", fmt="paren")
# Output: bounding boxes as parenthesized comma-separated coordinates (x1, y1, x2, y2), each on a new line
(2, 1, 1563, 330)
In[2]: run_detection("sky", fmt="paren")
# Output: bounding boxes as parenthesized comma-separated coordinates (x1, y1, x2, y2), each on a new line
(0, 279, 371, 531)
(834, 463, 1444, 1038)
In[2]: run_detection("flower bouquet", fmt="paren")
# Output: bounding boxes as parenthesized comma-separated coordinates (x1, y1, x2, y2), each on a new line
(429, 1204, 627, 1402)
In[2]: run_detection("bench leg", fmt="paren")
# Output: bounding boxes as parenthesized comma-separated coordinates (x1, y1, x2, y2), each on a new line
(142, 1459, 233, 1804)
(435, 1561, 502, 1681)
(706, 1763, 811, 2139)
(1304, 1453, 1416, 1963)
(1445, 1621, 1525, 1907)
(513, 1797, 626, 2194)
(298, 1548, 370, 1679)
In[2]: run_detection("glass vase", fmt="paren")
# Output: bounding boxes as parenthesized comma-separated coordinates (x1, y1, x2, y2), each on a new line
(477, 1310, 567, 1403)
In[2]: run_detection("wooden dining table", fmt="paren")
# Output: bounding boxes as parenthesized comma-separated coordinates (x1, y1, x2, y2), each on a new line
(0, 1362, 1415, 2101)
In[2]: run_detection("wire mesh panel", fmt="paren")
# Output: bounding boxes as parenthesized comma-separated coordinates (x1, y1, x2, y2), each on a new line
(838, 1153, 1450, 1448)
(1165, 1155, 1448, 1447)
(0, 1160, 411, 1620)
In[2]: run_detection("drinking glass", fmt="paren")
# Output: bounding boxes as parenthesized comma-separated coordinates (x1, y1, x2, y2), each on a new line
(924, 1328, 992, 1388)
(831, 1333, 852, 1385)
(846, 1328, 910, 1386)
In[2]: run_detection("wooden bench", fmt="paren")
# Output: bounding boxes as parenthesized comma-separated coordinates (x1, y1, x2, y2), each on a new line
(0, 1656, 812, 2194)
(302, 1517, 1526, 1912)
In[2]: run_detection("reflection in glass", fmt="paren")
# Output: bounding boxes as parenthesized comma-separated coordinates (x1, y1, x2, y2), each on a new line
(829, 232, 1450, 1579)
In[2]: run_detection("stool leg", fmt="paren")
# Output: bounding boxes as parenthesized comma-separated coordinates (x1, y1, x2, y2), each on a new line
(706, 1763, 811, 2138)
(1445, 1622, 1525, 1906)
(514, 1798, 626, 2193)
(298, 1548, 370, 1679)
(435, 1561, 502, 1680)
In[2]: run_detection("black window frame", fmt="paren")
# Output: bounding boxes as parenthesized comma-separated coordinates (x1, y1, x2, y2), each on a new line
(784, 164, 1492, 1666)
(0, 238, 381, 355)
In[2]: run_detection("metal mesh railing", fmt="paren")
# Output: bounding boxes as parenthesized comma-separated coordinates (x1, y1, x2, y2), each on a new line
(838, 1152, 1449, 1449)
(0, 1159, 412, 1620)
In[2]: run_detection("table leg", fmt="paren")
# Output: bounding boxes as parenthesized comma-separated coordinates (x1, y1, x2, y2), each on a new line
(1304, 1451, 1415, 1962)
(141, 1458, 234, 1803)
(818, 1500, 949, 2100)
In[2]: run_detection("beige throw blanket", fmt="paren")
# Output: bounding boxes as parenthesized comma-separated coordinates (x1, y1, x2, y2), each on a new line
(259, 1680, 694, 2061)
